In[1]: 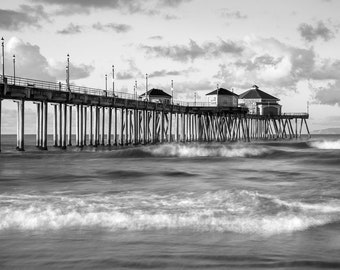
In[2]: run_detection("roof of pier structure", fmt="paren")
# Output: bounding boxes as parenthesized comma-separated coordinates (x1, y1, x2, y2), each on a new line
(139, 88, 172, 98)
(239, 85, 279, 100)
(206, 88, 238, 96)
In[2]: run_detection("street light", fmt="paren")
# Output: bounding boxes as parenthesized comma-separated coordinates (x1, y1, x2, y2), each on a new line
(13, 54, 15, 84)
(66, 54, 70, 91)
(1, 37, 4, 80)
(105, 74, 107, 97)
(145, 73, 148, 101)
(112, 65, 115, 95)
(135, 80, 137, 100)
(171, 79, 174, 105)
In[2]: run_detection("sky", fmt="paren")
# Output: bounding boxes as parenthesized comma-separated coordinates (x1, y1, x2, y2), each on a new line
(1, 0, 340, 133)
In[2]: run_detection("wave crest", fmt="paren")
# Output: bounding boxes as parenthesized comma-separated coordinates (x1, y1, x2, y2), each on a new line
(1, 191, 339, 235)
(143, 144, 270, 158)
(310, 140, 340, 150)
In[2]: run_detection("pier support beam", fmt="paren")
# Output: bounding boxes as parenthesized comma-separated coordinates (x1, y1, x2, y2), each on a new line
(107, 107, 112, 145)
(83, 106, 87, 146)
(76, 105, 80, 146)
(0, 99, 1, 152)
(59, 103, 62, 147)
(43, 102, 48, 149)
(89, 106, 93, 146)
(15, 100, 25, 151)
(68, 105, 72, 146)
(101, 107, 105, 145)
(34, 102, 41, 148)
(62, 103, 67, 149)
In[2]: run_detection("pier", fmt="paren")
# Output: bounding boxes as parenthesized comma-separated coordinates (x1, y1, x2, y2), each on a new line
(0, 75, 310, 152)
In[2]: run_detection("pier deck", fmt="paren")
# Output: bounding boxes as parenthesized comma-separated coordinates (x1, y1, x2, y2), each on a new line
(0, 75, 310, 151)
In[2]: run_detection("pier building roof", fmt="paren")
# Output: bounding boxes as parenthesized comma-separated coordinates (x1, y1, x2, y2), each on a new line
(206, 88, 238, 96)
(239, 85, 279, 100)
(140, 88, 172, 97)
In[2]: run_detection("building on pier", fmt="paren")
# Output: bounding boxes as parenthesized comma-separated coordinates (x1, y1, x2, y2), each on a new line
(139, 88, 172, 104)
(206, 88, 238, 107)
(238, 85, 281, 116)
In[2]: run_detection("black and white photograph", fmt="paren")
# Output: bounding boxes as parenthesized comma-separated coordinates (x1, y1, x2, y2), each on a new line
(0, 0, 340, 269)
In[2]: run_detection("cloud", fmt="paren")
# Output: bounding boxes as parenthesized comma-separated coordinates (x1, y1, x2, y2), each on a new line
(5, 37, 94, 81)
(298, 21, 334, 42)
(311, 59, 340, 80)
(140, 39, 243, 62)
(48, 62, 94, 81)
(212, 37, 319, 92)
(149, 67, 195, 78)
(314, 80, 340, 106)
(92, 22, 131, 33)
(164, 14, 179, 20)
(57, 23, 82, 34)
(31, 0, 191, 15)
(116, 60, 143, 80)
(220, 8, 247, 19)
(148, 35, 163, 40)
(0, 5, 48, 30)
(157, 0, 192, 7)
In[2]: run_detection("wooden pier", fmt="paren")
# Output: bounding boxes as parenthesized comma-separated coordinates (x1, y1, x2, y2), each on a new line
(0, 75, 310, 151)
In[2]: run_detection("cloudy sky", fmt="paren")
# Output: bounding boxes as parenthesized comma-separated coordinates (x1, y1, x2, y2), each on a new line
(1, 0, 340, 132)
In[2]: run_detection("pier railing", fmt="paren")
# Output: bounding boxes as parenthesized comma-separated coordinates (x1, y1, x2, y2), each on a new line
(0, 75, 138, 100)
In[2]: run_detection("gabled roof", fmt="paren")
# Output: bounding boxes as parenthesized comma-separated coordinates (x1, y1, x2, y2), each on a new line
(206, 88, 238, 96)
(139, 88, 172, 98)
(239, 85, 279, 100)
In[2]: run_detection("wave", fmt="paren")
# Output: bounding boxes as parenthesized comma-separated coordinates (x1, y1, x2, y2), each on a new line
(309, 139, 340, 150)
(1, 190, 339, 235)
(108, 143, 272, 158)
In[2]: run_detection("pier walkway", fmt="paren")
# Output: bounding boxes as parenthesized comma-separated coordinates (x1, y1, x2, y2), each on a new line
(0, 75, 310, 151)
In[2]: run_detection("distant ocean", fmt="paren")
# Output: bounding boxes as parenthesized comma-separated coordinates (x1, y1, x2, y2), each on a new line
(0, 135, 339, 269)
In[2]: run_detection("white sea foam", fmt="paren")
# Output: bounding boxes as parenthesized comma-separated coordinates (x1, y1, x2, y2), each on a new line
(0, 191, 339, 235)
(310, 140, 340, 149)
(145, 144, 269, 158)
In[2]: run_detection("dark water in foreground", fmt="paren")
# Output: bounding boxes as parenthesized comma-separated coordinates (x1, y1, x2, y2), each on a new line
(0, 135, 339, 269)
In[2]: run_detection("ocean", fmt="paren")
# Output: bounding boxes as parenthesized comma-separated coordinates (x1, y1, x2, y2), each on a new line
(0, 135, 339, 269)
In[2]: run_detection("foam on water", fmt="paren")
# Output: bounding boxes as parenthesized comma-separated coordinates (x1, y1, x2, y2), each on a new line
(1, 190, 339, 235)
(310, 140, 340, 150)
(144, 144, 270, 158)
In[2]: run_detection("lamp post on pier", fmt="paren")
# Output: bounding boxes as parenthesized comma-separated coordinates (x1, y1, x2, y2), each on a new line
(105, 74, 108, 97)
(66, 54, 70, 91)
(13, 54, 15, 84)
(171, 80, 174, 105)
(112, 65, 115, 96)
(145, 73, 148, 101)
(134, 80, 137, 100)
(1, 37, 4, 80)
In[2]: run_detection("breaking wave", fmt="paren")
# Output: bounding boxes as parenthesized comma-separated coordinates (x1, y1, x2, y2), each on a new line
(1, 190, 339, 235)
(309, 140, 340, 150)
(111, 143, 272, 158)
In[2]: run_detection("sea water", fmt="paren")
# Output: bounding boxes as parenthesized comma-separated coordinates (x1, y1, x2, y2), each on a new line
(0, 135, 339, 269)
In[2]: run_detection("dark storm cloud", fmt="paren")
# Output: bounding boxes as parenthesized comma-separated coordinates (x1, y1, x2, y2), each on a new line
(140, 39, 243, 62)
(92, 22, 132, 33)
(0, 5, 48, 30)
(298, 21, 334, 42)
(57, 23, 82, 34)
